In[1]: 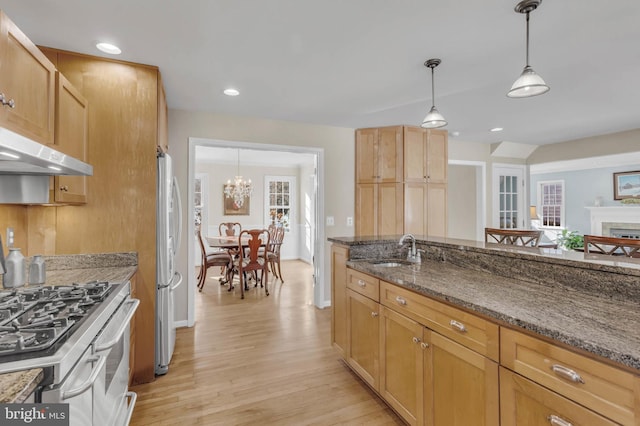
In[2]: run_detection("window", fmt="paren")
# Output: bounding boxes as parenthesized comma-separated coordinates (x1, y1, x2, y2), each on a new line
(265, 177, 293, 231)
(538, 181, 564, 228)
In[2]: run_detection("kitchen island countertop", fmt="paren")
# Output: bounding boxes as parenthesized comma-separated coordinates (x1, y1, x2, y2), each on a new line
(0, 368, 43, 403)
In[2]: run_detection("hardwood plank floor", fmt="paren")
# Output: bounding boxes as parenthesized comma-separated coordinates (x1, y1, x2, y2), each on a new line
(130, 260, 404, 425)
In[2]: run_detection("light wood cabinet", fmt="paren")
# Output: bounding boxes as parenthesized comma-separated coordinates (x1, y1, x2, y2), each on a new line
(380, 305, 425, 426)
(500, 367, 618, 426)
(501, 327, 639, 425)
(404, 182, 447, 237)
(404, 128, 447, 184)
(346, 289, 380, 390)
(331, 245, 349, 358)
(0, 11, 55, 144)
(355, 183, 403, 236)
(355, 126, 403, 183)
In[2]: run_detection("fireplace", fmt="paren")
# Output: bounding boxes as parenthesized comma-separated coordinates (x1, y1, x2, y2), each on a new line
(586, 206, 640, 236)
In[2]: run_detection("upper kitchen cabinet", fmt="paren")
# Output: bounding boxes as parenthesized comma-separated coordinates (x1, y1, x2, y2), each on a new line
(0, 11, 55, 145)
(404, 127, 447, 184)
(356, 126, 403, 183)
(157, 73, 168, 153)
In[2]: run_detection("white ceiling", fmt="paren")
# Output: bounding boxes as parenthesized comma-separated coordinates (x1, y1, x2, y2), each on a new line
(2, 1, 639, 146)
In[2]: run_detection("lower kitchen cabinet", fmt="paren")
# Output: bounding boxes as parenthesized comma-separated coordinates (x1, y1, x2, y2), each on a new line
(346, 289, 380, 390)
(331, 245, 349, 358)
(500, 368, 617, 426)
(427, 330, 499, 426)
(380, 305, 425, 426)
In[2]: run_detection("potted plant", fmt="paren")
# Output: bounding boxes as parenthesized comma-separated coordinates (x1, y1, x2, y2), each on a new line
(557, 229, 584, 250)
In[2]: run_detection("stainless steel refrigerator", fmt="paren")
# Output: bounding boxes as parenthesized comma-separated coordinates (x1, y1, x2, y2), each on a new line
(156, 152, 183, 375)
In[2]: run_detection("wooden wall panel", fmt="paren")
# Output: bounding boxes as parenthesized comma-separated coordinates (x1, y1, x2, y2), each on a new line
(0, 206, 28, 253)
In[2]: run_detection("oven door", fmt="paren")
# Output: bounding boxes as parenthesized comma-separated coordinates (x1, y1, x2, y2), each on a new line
(92, 297, 140, 426)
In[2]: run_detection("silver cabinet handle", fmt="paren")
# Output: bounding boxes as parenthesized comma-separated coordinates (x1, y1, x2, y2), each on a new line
(420, 342, 429, 349)
(124, 391, 138, 426)
(547, 414, 573, 426)
(357, 279, 366, 287)
(371, 311, 379, 317)
(412, 336, 421, 344)
(449, 319, 467, 333)
(0, 93, 15, 108)
(63, 355, 106, 399)
(551, 364, 585, 384)
(395, 296, 407, 305)
(94, 299, 139, 352)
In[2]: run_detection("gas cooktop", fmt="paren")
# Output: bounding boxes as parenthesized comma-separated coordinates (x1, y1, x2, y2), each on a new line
(0, 281, 114, 359)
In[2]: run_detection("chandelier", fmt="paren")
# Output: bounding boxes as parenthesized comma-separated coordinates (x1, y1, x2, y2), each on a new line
(224, 149, 252, 208)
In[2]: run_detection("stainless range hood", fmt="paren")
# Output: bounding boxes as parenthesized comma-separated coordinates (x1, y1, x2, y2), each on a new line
(0, 127, 93, 204)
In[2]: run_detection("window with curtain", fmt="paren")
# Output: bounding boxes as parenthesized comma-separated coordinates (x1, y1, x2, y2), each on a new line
(538, 180, 564, 228)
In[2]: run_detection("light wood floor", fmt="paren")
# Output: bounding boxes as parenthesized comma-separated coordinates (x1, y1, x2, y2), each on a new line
(130, 260, 404, 425)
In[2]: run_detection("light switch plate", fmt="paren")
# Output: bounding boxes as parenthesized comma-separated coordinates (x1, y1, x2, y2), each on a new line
(326, 216, 334, 226)
(6, 227, 13, 248)
(346, 217, 353, 226)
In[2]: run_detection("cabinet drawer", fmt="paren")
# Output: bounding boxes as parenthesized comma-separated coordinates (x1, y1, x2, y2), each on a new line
(347, 269, 379, 302)
(500, 367, 618, 426)
(501, 327, 639, 425)
(380, 282, 499, 361)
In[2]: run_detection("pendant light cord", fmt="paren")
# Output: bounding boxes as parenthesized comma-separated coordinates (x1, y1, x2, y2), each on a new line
(431, 66, 436, 108)
(525, 11, 530, 67)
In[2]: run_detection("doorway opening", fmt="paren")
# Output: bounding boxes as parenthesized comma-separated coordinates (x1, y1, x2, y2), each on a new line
(186, 137, 325, 326)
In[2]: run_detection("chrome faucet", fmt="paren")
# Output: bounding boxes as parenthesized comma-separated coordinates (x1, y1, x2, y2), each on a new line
(399, 234, 420, 263)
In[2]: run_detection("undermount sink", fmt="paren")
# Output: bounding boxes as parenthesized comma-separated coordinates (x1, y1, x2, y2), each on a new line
(372, 260, 413, 268)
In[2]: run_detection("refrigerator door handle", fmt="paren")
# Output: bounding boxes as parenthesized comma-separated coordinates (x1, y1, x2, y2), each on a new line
(170, 271, 183, 291)
(172, 176, 183, 255)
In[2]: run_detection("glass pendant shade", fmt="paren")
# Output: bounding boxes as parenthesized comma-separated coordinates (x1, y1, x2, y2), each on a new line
(421, 106, 447, 129)
(507, 65, 550, 98)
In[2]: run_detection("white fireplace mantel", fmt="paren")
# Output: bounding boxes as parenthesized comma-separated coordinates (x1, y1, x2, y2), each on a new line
(585, 206, 640, 235)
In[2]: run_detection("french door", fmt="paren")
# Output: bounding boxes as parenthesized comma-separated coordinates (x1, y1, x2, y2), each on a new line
(492, 165, 525, 229)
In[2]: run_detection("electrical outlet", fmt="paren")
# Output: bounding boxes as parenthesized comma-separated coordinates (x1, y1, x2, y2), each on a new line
(6, 227, 14, 247)
(326, 216, 335, 226)
(346, 217, 353, 227)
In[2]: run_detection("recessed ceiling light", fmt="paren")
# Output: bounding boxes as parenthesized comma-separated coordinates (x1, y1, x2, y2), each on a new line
(96, 42, 121, 55)
(490, 127, 504, 132)
(223, 88, 240, 96)
(449, 131, 460, 137)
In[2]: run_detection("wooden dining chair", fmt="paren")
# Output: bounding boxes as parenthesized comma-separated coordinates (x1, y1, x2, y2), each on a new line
(267, 226, 285, 282)
(196, 226, 233, 292)
(219, 222, 242, 237)
(230, 229, 270, 299)
(484, 227, 542, 247)
(584, 235, 640, 257)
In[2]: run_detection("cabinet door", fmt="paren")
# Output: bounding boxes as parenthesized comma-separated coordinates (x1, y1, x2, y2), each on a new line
(378, 183, 403, 236)
(356, 183, 377, 236)
(404, 183, 428, 235)
(157, 72, 168, 153)
(54, 72, 88, 204)
(427, 183, 447, 238)
(404, 126, 427, 183)
(356, 128, 378, 183)
(347, 289, 380, 390)
(380, 306, 424, 426)
(500, 367, 618, 426)
(426, 331, 499, 426)
(0, 11, 55, 144)
(426, 130, 447, 184)
(331, 245, 349, 358)
(377, 126, 403, 183)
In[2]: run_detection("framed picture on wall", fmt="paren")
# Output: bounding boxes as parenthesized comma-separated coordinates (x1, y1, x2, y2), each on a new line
(613, 170, 640, 200)
(223, 185, 250, 215)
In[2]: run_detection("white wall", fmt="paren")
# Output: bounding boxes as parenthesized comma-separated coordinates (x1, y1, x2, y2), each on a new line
(169, 110, 355, 322)
(448, 164, 479, 240)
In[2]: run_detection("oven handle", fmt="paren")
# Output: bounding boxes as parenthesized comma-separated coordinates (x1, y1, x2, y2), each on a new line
(62, 355, 106, 400)
(124, 391, 138, 425)
(94, 298, 140, 352)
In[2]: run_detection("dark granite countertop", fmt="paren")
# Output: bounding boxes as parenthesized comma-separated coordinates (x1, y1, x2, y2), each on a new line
(347, 257, 640, 372)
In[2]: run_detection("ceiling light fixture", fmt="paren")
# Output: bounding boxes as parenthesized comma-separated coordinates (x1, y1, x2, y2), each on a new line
(223, 88, 240, 96)
(421, 58, 447, 129)
(507, 0, 549, 98)
(96, 42, 121, 55)
(490, 127, 504, 132)
(224, 149, 252, 208)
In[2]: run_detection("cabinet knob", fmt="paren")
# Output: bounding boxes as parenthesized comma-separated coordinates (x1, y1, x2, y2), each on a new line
(547, 414, 573, 426)
(449, 319, 467, 333)
(551, 364, 585, 384)
(420, 342, 429, 350)
(412, 336, 421, 344)
(357, 279, 366, 287)
(60, 185, 69, 192)
(371, 312, 378, 318)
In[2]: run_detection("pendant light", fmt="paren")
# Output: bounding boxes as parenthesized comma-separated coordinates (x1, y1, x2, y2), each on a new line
(421, 58, 447, 129)
(507, 0, 549, 98)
